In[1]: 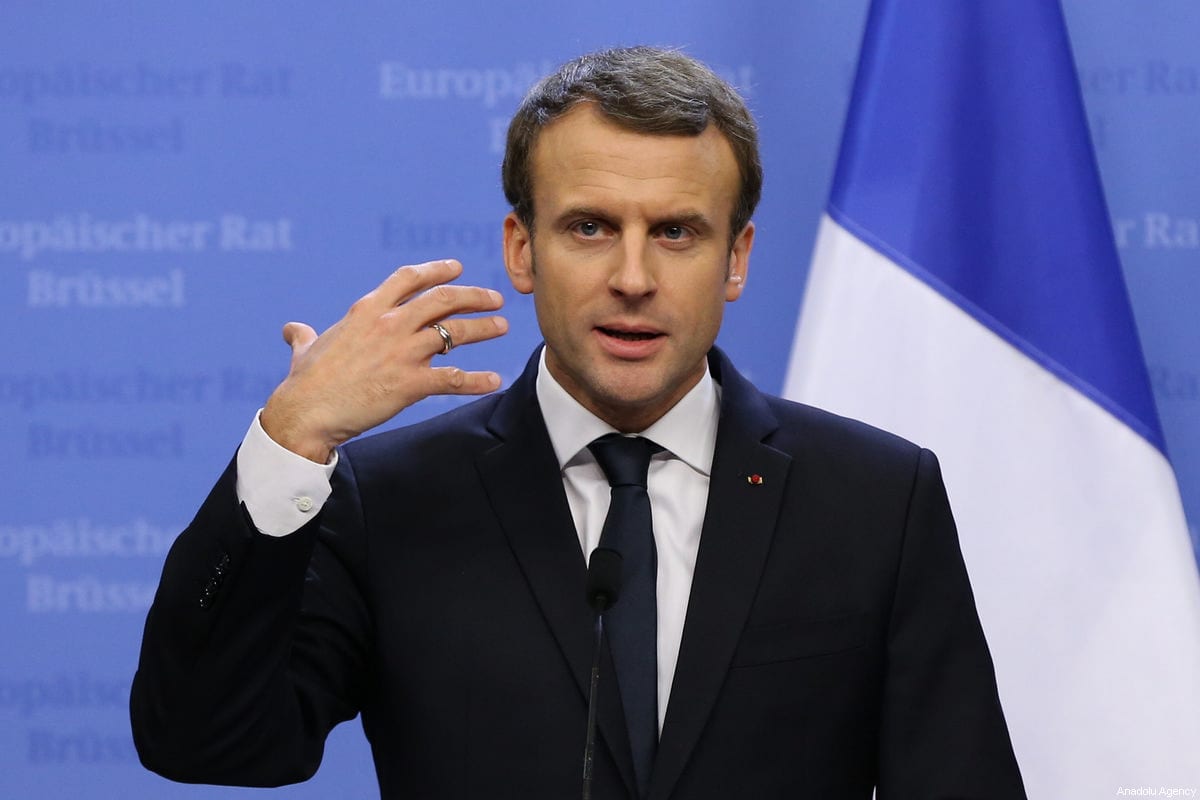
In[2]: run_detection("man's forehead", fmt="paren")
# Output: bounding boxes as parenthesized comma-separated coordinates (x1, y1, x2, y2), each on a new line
(527, 104, 740, 218)
(532, 101, 724, 154)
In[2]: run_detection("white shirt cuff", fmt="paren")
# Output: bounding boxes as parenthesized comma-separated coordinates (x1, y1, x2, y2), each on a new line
(235, 410, 338, 537)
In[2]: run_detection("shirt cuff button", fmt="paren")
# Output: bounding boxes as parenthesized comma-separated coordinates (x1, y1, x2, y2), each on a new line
(294, 496, 314, 513)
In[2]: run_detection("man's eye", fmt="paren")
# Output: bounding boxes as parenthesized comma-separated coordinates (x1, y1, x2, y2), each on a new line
(662, 225, 688, 240)
(576, 221, 601, 237)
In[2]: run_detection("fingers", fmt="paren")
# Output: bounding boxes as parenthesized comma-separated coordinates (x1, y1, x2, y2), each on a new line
(407, 283, 505, 330)
(372, 259, 465, 308)
(375, 261, 506, 355)
(428, 366, 502, 395)
(358, 260, 504, 332)
(265, 261, 510, 448)
(281, 322, 318, 357)
(425, 314, 508, 355)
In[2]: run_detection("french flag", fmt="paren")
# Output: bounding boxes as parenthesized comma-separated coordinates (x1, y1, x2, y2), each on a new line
(783, 0, 1200, 794)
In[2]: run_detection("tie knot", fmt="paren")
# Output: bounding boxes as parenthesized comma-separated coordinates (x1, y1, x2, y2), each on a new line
(588, 434, 660, 489)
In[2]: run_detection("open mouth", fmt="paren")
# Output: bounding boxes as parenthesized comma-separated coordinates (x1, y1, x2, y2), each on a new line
(598, 327, 661, 341)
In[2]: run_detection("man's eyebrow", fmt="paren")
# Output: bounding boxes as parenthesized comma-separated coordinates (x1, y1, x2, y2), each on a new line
(653, 210, 714, 231)
(552, 206, 615, 225)
(552, 207, 716, 231)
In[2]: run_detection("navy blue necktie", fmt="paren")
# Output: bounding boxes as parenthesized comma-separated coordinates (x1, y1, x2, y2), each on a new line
(589, 434, 660, 799)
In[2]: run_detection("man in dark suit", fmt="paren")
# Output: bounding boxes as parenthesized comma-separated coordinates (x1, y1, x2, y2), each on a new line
(131, 47, 1025, 798)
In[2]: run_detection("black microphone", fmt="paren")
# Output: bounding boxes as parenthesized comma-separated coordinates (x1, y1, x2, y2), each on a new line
(586, 546, 622, 613)
(582, 547, 622, 800)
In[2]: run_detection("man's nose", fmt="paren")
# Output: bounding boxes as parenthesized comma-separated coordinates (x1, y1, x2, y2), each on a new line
(608, 239, 657, 297)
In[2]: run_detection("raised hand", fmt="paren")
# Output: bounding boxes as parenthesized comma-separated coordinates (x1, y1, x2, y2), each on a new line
(260, 260, 508, 462)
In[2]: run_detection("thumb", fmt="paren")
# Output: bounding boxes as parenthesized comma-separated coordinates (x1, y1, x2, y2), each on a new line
(281, 321, 318, 359)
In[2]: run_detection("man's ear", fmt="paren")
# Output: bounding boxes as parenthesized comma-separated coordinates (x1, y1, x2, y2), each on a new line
(503, 212, 534, 295)
(725, 221, 754, 301)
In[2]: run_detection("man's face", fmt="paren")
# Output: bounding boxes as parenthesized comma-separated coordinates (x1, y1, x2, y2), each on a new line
(503, 103, 754, 432)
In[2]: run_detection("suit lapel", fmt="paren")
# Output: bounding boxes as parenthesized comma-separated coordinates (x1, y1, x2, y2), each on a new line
(650, 350, 792, 800)
(475, 349, 638, 797)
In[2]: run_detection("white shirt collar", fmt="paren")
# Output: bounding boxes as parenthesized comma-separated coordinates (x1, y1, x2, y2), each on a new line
(535, 347, 721, 476)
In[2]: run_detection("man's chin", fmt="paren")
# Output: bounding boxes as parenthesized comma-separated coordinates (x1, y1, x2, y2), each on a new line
(585, 372, 697, 429)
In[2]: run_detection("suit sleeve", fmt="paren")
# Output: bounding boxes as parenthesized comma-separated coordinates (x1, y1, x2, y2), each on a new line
(129, 453, 372, 787)
(877, 449, 1027, 799)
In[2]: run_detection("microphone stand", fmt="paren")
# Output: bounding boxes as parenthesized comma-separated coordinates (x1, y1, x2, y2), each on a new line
(582, 611, 606, 799)
(582, 547, 622, 800)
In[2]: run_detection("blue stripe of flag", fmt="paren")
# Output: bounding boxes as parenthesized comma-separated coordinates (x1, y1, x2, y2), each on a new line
(826, 0, 1165, 451)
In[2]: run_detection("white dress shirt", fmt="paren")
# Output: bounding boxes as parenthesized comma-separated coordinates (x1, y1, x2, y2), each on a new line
(534, 350, 719, 730)
(235, 350, 721, 731)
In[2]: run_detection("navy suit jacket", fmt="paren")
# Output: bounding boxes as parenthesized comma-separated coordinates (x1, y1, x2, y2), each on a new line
(131, 348, 1025, 798)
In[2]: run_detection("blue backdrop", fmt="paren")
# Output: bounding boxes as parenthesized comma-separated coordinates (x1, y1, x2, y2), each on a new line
(3, 2, 1197, 796)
